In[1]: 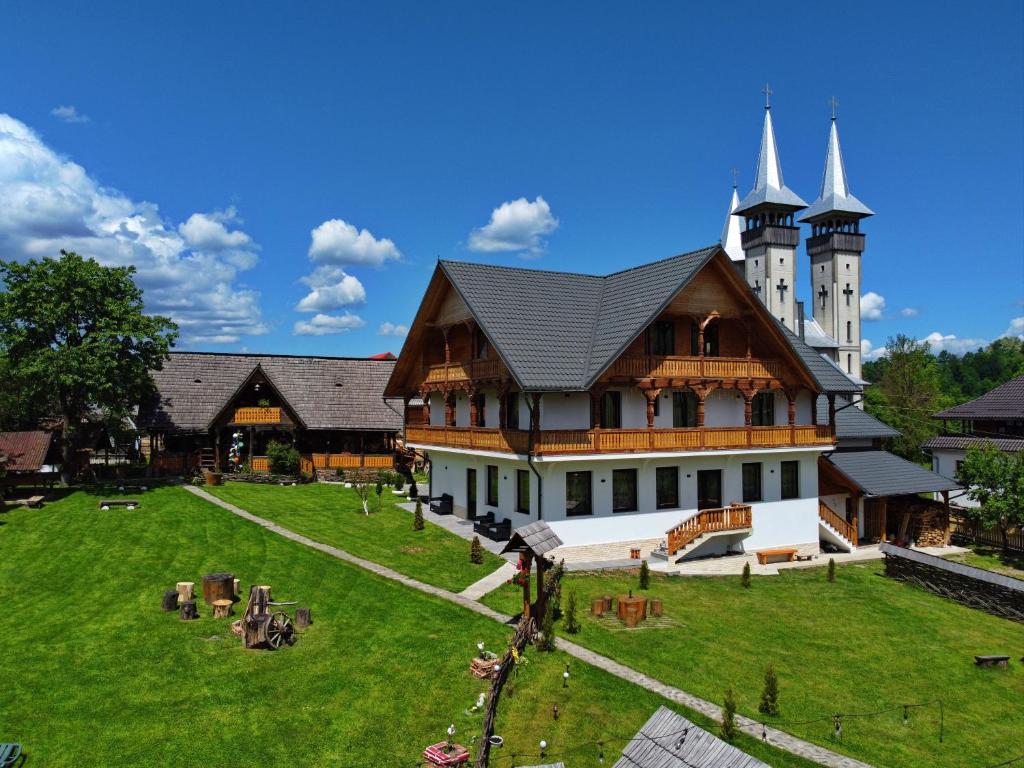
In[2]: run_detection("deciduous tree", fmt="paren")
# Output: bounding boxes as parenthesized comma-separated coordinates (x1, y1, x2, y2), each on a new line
(957, 442, 1024, 552)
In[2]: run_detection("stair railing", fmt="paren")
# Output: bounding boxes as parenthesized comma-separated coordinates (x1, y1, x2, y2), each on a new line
(665, 503, 753, 556)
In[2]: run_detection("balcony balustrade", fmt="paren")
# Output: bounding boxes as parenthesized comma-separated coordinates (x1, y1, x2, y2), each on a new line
(423, 359, 504, 384)
(231, 407, 283, 425)
(605, 355, 781, 381)
(405, 424, 833, 456)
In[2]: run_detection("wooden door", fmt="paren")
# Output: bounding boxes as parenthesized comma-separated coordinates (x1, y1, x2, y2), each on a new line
(467, 468, 477, 518)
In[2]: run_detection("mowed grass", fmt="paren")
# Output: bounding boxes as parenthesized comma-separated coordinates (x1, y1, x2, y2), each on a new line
(204, 481, 503, 592)
(483, 563, 1024, 768)
(946, 544, 1024, 578)
(0, 487, 821, 768)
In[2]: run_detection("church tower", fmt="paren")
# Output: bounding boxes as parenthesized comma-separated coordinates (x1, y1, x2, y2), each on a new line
(799, 106, 873, 380)
(733, 88, 807, 331)
(720, 179, 744, 263)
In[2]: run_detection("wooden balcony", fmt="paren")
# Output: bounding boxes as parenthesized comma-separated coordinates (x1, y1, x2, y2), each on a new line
(666, 504, 753, 556)
(405, 424, 834, 455)
(232, 407, 283, 425)
(423, 359, 504, 385)
(250, 453, 394, 473)
(605, 355, 782, 381)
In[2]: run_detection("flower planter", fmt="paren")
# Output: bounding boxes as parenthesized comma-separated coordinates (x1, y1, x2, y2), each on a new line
(422, 742, 470, 766)
(470, 656, 499, 679)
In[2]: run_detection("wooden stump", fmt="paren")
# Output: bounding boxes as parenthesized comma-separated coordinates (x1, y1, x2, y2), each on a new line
(161, 589, 179, 612)
(244, 614, 269, 649)
(180, 600, 199, 621)
(232, 578, 240, 598)
(202, 572, 235, 605)
(617, 595, 647, 628)
(602, 595, 613, 612)
(295, 607, 312, 628)
(649, 598, 663, 617)
(212, 599, 233, 619)
(590, 598, 605, 617)
(176, 581, 195, 603)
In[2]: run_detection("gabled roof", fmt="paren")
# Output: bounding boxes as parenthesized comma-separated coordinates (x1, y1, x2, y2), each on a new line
(802, 316, 839, 350)
(138, 352, 403, 433)
(406, 247, 849, 396)
(817, 396, 900, 440)
(502, 521, 564, 558)
(933, 375, 1024, 421)
(614, 706, 768, 768)
(0, 431, 53, 473)
(826, 450, 960, 496)
(923, 435, 1024, 453)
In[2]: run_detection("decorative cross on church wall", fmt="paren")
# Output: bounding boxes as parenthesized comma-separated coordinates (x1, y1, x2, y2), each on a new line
(843, 283, 854, 306)
(818, 284, 829, 309)
(776, 278, 788, 304)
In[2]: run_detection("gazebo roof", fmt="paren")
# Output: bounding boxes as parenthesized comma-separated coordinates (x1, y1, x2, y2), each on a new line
(502, 521, 564, 559)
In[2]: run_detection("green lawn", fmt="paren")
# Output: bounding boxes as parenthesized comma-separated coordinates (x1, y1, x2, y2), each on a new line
(483, 563, 1024, 768)
(204, 481, 504, 592)
(0, 487, 818, 767)
(946, 544, 1024, 578)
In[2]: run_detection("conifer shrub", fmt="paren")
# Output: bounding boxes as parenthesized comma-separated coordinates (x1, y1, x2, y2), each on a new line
(758, 664, 780, 716)
(721, 687, 738, 742)
(470, 535, 484, 564)
(413, 499, 425, 531)
(741, 561, 752, 588)
(563, 590, 581, 634)
(827, 557, 836, 583)
(639, 559, 650, 590)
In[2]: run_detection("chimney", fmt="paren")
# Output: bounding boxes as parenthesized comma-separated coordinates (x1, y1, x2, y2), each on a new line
(796, 301, 806, 341)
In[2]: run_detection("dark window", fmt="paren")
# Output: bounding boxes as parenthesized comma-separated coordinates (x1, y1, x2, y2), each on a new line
(648, 321, 675, 356)
(655, 466, 679, 509)
(742, 462, 762, 503)
(475, 329, 488, 359)
(486, 465, 499, 506)
(505, 392, 519, 429)
(672, 391, 697, 428)
(516, 470, 530, 514)
(846, 320, 852, 343)
(612, 469, 638, 513)
(689, 323, 719, 356)
(600, 391, 621, 429)
(566, 471, 592, 516)
(780, 460, 799, 499)
(697, 470, 722, 510)
(473, 393, 486, 427)
(751, 392, 775, 426)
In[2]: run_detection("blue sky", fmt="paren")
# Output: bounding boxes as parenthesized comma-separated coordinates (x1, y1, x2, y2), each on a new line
(1, 1, 1021, 358)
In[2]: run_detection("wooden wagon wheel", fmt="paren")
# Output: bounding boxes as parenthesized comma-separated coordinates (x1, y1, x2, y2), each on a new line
(265, 611, 293, 650)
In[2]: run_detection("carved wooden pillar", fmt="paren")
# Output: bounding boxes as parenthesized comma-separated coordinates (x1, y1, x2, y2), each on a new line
(444, 389, 455, 427)
(497, 382, 509, 428)
(442, 327, 451, 365)
(421, 391, 431, 426)
(530, 392, 542, 435)
(827, 393, 837, 431)
(468, 386, 479, 428)
(742, 390, 754, 427)
(695, 389, 706, 428)
(642, 387, 662, 430)
(786, 388, 798, 445)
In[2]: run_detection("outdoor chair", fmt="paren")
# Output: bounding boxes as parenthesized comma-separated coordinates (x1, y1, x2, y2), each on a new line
(429, 493, 453, 516)
(0, 743, 22, 768)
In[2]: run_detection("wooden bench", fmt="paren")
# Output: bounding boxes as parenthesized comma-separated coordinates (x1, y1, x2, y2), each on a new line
(25, 495, 45, 508)
(974, 655, 1010, 669)
(98, 499, 140, 510)
(756, 547, 798, 565)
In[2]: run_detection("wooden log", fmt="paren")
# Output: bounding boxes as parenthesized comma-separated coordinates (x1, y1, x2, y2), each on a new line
(202, 572, 235, 605)
(161, 589, 179, 612)
(176, 581, 195, 603)
(649, 598, 663, 617)
(244, 615, 268, 649)
(590, 598, 605, 617)
(295, 607, 312, 628)
(180, 599, 199, 621)
(602, 595, 613, 612)
(212, 599, 233, 619)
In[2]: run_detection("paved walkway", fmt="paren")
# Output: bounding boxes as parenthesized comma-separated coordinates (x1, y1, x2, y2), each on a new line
(186, 485, 872, 768)
(459, 561, 518, 600)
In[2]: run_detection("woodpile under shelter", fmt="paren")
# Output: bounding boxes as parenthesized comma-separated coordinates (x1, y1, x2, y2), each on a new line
(614, 706, 768, 767)
(136, 352, 403, 475)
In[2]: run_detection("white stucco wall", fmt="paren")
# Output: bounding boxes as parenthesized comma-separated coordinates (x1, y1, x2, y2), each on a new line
(931, 448, 976, 507)
(704, 389, 744, 427)
(540, 392, 590, 430)
(428, 393, 445, 427)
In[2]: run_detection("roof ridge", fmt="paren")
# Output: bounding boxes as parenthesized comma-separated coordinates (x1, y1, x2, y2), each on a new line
(600, 244, 717, 278)
(167, 351, 397, 362)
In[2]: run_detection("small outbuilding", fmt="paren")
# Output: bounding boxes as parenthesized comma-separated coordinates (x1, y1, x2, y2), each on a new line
(502, 521, 564, 620)
(0, 431, 59, 488)
(615, 706, 768, 768)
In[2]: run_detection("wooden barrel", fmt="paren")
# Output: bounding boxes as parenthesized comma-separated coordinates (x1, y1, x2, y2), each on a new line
(617, 595, 647, 628)
(602, 595, 614, 612)
(649, 598, 663, 617)
(202, 572, 235, 605)
(590, 598, 605, 617)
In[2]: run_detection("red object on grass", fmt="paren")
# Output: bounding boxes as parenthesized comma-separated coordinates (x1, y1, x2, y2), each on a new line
(422, 742, 470, 766)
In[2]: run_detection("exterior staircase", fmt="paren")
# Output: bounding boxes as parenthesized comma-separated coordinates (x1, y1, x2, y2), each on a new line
(818, 501, 857, 552)
(199, 448, 216, 471)
(650, 504, 753, 563)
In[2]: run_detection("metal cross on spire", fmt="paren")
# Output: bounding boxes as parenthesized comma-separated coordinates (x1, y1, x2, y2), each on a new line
(762, 82, 773, 110)
(829, 96, 839, 121)
(730, 167, 738, 189)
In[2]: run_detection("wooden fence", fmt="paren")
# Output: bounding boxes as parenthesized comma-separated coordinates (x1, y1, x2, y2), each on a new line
(950, 514, 1024, 552)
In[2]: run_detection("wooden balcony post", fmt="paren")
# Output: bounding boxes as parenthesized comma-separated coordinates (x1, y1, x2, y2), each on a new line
(641, 387, 661, 430)
(442, 326, 451, 365)
(468, 386, 479, 428)
(827, 393, 837, 430)
(420, 391, 431, 426)
(497, 382, 509, 428)
(530, 392, 542, 435)
(786, 387, 798, 445)
(588, 386, 606, 430)
(444, 389, 455, 427)
(695, 390, 706, 428)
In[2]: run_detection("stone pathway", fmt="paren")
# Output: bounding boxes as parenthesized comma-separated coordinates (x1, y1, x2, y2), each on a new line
(459, 561, 518, 600)
(185, 485, 872, 768)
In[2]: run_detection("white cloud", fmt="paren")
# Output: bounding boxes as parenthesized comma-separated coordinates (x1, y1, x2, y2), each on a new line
(308, 218, 400, 266)
(1004, 316, 1024, 340)
(50, 105, 90, 124)
(899, 307, 919, 318)
(293, 312, 365, 336)
(378, 321, 409, 337)
(468, 195, 558, 255)
(861, 338, 885, 361)
(0, 113, 267, 344)
(921, 332, 989, 356)
(179, 208, 252, 252)
(295, 265, 366, 312)
(860, 291, 886, 321)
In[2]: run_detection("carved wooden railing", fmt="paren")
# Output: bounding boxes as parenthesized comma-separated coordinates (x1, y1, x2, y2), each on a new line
(310, 453, 394, 470)
(423, 359, 504, 384)
(606, 355, 782, 381)
(666, 504, 753, 556)
(405, 425, 833, 455)
(819, 501, 858, 546)
(232, 407, 282, 425)
(251, 456, 270, 472)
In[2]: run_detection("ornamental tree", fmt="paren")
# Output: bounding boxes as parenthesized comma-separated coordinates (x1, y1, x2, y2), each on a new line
(0, 251, 177, 482)
(957, 442, 1024, 552)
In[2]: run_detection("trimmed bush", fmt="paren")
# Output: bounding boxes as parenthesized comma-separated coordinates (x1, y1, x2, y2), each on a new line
(639, 559, 650, 590)
(563, 591, 581, 634)
(266, 440, 300, 475)
(413, 499, 425, 531)
(741, 561, 751, 589)
(758, 664, 780, 716)
(827, 557, 836, 583)
(470, 536, 484, 564)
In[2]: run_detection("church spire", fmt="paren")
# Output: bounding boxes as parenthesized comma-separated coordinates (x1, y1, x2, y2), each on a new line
(734, 89, 807, 217)
(720, 179, 743, 261)
(799, 111, 873, 223)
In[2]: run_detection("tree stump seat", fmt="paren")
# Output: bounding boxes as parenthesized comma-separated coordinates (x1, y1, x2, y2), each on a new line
(974, 655, 1010, 668)
(212, 599, 234, 619)
(176, 581, 195, 603)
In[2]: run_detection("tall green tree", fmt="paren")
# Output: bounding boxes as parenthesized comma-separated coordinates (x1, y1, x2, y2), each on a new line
(957, 442, 1024, 552)
(0, 251, 177, 481)
(864, 335, 950, 462)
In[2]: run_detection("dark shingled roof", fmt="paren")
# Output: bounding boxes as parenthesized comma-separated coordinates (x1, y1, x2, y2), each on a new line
(923, 435, 1024, 453)
(138, 352, 403, 433)
(934, 375, 1024, 420)
(817, 396, 901, 440)
(502, 521, 564, 558)
(614, 706, 768, 768)
(826, 450, 960, 496)
(0, 431, 53, 473)
(439, 246, 857, 394)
